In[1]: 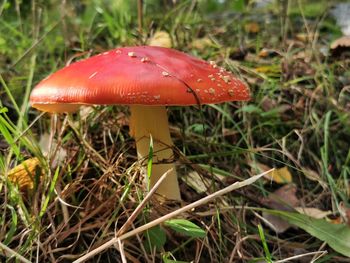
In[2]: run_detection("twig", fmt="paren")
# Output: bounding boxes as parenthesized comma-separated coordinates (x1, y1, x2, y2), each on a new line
(116, 168, 173, 237)
(137, 0, 143, 34)
(13, 112, 46, 143)
(73, 169, 271, 263)
(275, 250, 327, 263)
(117, 172, 267, 241)
(117, 238, 127, 263)
(10, 18, 64, 68)
(0, 242, 31, 263)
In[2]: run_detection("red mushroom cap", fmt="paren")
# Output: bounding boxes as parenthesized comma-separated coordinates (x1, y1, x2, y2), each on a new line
(30, 46, 250, 112)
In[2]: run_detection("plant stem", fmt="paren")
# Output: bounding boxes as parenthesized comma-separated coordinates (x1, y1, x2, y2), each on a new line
(129, 105, 181, 200)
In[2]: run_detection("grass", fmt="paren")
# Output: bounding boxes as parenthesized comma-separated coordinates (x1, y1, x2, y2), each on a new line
(1, 0, 350, 262)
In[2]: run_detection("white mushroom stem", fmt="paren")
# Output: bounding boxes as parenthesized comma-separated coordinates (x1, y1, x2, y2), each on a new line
(129, 105, 181, 200)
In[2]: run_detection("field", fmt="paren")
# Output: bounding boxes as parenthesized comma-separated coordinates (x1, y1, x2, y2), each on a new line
(1, 0, 350, 262)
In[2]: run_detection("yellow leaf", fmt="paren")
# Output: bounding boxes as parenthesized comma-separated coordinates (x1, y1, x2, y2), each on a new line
(295, 33, 315, 42)
(249, 161, 292, 184)
(267, 167, 292, 184)
(190, 37, 213, 51)
(7, 157, 41, 189)
(148, 31, 172, 48)
(255, 65, 281, 74)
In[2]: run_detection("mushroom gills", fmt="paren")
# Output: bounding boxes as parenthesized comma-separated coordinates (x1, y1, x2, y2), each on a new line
(32, 103, 81, 113)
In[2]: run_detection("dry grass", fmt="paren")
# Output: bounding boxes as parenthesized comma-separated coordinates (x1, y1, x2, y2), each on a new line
(1, 0, 350, 262)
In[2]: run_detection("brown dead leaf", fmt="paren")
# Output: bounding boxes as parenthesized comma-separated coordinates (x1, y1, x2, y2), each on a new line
(263, 184, 299, 209)
(339, 202, 350, 227)
(282, 58, 315, 80)
(302, 168, 328, 189)
(261, 97, 277, 111)
(262, 187, 335, 231)
(261, 212, 292, 233)
(294, 207, 332, 219)
(292, 50, 312, 63)
(330, 36, 350, 50)
(294, 97, 305, 110)
(258, 48, 279, 58)
(330, 36, 350, 57)
(328, 217, 343, 225)
(338, 85, 350, 110)
(244, 22, 260, 33)
(148, 31, 172, 48)
(261, 184, 299, 233)
(7, 158, 41, 189)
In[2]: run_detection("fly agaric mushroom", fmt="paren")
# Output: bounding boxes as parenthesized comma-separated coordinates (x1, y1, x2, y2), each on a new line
(30, 46, 250, 201)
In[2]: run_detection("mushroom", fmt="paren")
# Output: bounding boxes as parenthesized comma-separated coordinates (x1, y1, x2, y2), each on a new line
(30, 46, 250, 201)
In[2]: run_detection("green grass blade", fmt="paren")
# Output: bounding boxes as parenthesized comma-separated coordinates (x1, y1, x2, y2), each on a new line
(39, 167, 60, 218)
(258, 224, 272, 262)
(263, 209, 350, 257)
(165, 219, 206, 238)
(147, 134, 154, 191)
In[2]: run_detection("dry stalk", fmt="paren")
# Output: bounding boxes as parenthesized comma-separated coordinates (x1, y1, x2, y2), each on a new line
(73, 169, 272, 263)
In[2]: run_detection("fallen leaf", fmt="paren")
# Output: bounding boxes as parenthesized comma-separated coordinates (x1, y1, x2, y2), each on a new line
(39, 133, 67, 166)
(261, 184, 299, 233)
(184, 171, 209, 194)
(263, 209, 350, 257)
(148, 31, 172, 48)
(250, 162, 293, 184)
(292, 50, 312, 63)
(294, 207, 333, 219)
(258, 48, 279, 58)
(295, 32, 315, 42)
(190, 37, 213, 51)
(328, 217, 343, 225)
(339, 202, 350, 227)
(184, 170, 225, 194)
(7, 158, 41, 189)
(255, 65, 281, 75)
(302, 168, 328, 189)
(330, 35, 350, 50)
(244, 22, 260, 33)
(261, 211, 292, 233)
(263, 184, 299, 210)
(338, 85, 350, 109)
(260, 97, 277, 111)
(269, 167, 293, 184)
(330, 36, 350, 57)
